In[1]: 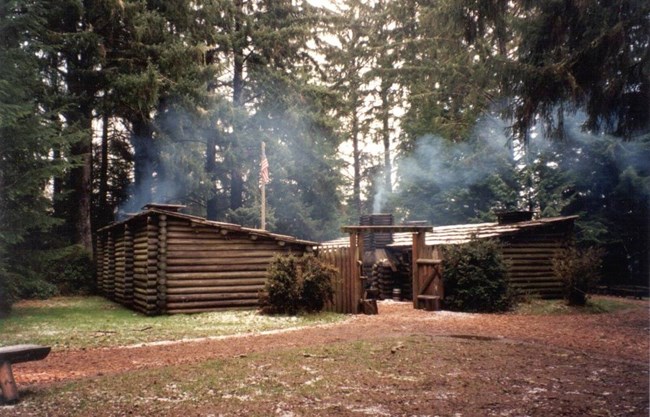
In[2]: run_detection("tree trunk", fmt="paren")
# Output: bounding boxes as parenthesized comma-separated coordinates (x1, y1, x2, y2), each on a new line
(60, 7, 95, 254)
(229, 0, 245, 212)
(131, 118, 154, 209)
(351, 88, 361, 219)
(380, 79, 392, 194)
(98, 112, 111, 226)
(65, 68, 94, 254)
(68, 114, 93, 253)
(206, 133, 218, 220)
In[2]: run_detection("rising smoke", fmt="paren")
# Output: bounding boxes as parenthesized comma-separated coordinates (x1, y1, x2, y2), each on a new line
(378, 115, 517, 223)
(384, 110, 649, 228)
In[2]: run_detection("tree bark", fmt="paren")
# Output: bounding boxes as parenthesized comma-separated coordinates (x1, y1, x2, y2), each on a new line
(206, 132, 218, 220)
(229, 0, 245, 211)
(98, 112, 111, 226)
(351, 87, 361, 219)
(380, 79, 392, 194)
(131, 118, 154, 208)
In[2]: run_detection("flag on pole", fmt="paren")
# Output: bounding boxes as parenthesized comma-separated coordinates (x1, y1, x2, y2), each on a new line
(259, 143, 270, 187)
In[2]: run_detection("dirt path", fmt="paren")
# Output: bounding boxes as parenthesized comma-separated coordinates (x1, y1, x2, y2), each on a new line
(13, 297, 650, 387)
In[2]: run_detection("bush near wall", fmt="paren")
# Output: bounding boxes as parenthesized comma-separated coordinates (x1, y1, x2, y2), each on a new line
(261, 254, 336, 315)
(552, 246, 603, 306)
(442, 238, 515, 313)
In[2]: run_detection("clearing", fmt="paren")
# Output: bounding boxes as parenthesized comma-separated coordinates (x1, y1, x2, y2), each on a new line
(1, 296, 648, 416)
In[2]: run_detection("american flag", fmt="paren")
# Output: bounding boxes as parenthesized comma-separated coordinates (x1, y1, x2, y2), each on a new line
(259, 146, 270, 187)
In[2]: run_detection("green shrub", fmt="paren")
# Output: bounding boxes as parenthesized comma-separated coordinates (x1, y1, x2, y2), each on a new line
(261, 254, 336, 314)
(263, 254, 301, 314)
(552, 246, 603, 306)
(44, 245, 95, 295)
(0, 245, 94, 311)
(300, 255, 337, 312)
(14, 271, 59, 299)
(442, 238, 514, 313)
(0, 271, 16, 317)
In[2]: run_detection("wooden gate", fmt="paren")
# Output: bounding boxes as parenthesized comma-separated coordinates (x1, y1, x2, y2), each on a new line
(332, 225, 434, 314)
(414, 259, 443, 310)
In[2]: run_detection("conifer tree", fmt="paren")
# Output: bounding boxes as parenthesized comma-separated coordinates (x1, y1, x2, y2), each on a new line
(0, 0, 76, 312)
(203, 0, 345, 238)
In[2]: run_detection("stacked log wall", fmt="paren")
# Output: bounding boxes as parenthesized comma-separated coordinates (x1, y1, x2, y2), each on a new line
(157, 214, 168, 313)
(113, 227, 126, 304)
(123, 225, 134, 306)
(132, 217, 159, 315)
(163, 218, 304, 314)
(501, 229, 569, 298)
(102, 231, 115, 297)
(96, 232, 104, 292)
(99, 212, 316, 315)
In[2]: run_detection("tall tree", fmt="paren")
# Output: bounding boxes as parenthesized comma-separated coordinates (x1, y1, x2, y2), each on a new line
(0, 0, 75, 312)
(201, 0, 345, 237)
(457, 0, 650, 139)
(104, 0, 215, 213)
(40, 0, 108, 252)
(322, 0, 374, 219)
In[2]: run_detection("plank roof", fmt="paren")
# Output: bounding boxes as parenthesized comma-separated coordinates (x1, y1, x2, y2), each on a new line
(321, 215, 578, 248)
(98, 207, 319, 247)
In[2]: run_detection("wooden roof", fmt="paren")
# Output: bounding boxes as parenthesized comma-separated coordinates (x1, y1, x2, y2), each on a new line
(98, 208, 319, 247)
(321, 216, 578, 248)
(391, 215, 578, 247)
(341, 225, 433, 233)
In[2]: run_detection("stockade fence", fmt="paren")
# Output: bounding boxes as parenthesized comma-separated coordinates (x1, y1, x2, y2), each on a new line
(318, 245, 361, 314)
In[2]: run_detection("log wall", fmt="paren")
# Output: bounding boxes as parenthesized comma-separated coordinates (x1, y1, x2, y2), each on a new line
(132, 217, 159, 315)
(113, 226, 126, 304)
(501, 229, 569, 298)
(96, 232, 104, 292)
(103, 231, 115, 297)
(164, 217, 292, 314)
(97, 211, 315, 315)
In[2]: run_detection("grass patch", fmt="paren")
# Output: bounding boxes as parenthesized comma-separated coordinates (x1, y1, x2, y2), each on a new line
(514, 296, 638, 316)
(0, 296, 345, 350)
(4, 335, 647, 417)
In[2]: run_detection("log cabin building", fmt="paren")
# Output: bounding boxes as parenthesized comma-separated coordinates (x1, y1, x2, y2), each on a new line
(323, 212, 578, 300)
(96, 204, 317, 315)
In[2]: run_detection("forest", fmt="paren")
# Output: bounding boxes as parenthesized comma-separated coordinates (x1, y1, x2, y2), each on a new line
(1, 0, 648, 311)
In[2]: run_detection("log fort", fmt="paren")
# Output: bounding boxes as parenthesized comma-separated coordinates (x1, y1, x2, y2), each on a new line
(323, 212, 578, 300)
(96, 204, 317, 315)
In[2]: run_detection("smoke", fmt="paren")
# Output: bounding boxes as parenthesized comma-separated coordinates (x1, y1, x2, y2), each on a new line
(120, 171, 183, 216)
(386, 107, 649, 237)
(382, 115, 515, 222)
(372, 183, 388, 214)
(118, 106, 207, 217)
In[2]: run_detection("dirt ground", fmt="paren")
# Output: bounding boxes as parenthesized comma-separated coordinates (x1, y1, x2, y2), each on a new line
(5, 297, 650, 416)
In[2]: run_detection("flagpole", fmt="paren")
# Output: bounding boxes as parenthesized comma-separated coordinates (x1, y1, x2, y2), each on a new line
(261, 141, 266, 230)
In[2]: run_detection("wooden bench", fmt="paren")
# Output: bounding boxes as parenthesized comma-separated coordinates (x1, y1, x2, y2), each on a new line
(0, 344, 51, 403)
(417, 295, 441, 311)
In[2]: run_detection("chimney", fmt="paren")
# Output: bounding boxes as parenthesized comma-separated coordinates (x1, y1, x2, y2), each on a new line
(142, 203, 186, 213)
(359, 213, 394, 250)
(495, 210, 534, 224)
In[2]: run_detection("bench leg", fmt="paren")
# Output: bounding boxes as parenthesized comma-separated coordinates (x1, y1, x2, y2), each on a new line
(0, 361, 19, 403)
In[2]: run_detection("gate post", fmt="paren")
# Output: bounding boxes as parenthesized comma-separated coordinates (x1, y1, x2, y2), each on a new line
(412, 231, 426, 308)
(348, 231, 364, 313)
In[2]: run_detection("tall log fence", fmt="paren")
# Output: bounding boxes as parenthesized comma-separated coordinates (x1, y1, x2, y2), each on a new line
(318, 246, 358, 314)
